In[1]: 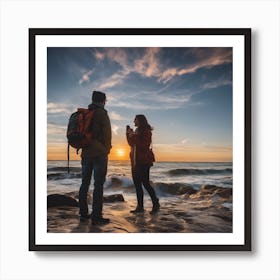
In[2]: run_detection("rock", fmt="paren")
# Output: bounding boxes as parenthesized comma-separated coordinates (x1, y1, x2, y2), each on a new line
(201, 184, 219, 191)
(109, 177, 123, 187)
(47, 193, 125, 208)
(201, 185, 232, 198)
(216, 188, 232, 198)
(157, 183, 197, 195)
(104, 194, 125, 203)
(47, 194, 78, 208)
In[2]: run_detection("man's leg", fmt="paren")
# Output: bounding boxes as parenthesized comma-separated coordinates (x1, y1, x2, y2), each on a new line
(92, 155, 108, 220)
(79, 157, 94, 217)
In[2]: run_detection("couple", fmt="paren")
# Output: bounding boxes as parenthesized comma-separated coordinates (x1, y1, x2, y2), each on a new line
(79, 90, 160, 225)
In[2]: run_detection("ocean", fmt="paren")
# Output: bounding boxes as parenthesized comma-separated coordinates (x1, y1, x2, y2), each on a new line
(47, 160, 232, 196)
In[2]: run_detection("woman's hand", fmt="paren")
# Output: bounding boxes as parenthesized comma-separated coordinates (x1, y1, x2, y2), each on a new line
(126, 125, 134, 137)
(127, 130, 134, 138)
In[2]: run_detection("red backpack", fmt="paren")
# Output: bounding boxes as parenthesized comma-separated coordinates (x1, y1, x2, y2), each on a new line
(66, 108, 94, 173)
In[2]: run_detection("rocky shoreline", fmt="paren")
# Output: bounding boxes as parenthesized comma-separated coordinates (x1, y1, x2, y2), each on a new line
(47, 184, 232, 233)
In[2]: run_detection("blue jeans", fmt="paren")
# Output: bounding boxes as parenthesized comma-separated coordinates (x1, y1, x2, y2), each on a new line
(79, 156, 108, 218)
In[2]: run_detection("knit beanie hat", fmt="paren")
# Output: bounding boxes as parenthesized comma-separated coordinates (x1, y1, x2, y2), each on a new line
(92, 90, 106, 103)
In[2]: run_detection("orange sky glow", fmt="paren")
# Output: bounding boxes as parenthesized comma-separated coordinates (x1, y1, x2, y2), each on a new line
(47, 142, 232, 162)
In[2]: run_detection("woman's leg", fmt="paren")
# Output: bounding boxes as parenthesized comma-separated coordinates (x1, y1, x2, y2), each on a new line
(141, 165, 159, 206)
(141, 165, 160, 213)
(132, 166, 144, 210)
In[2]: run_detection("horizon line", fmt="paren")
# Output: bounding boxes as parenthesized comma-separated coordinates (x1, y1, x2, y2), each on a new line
(47, 159, 233, 163)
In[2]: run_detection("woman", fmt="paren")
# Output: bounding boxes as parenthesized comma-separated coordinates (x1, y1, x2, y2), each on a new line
(126, 115, 160, 214)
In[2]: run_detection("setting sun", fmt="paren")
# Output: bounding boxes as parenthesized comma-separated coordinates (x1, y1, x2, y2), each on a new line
(116, 148, 125, 157)
(108, 146, 130, 160)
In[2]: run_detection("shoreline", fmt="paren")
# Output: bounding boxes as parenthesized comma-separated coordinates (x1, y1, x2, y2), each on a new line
(47, 185, 232, 234)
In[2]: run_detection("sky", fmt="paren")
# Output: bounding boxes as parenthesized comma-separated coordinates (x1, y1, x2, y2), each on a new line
(47, 47, 232, 162)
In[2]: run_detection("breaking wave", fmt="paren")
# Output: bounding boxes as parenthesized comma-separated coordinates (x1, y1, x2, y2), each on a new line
(48, 166, 81, 173)
(167, 168, 232, 176)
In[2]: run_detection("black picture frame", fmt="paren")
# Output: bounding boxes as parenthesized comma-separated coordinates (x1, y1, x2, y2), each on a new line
(29, 28, 251, 251)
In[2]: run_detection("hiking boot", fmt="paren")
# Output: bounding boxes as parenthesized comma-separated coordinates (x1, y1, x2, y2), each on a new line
(91, 217, 110, 225)
(150, 200, 160, 214)
(130, 207, 144, 214)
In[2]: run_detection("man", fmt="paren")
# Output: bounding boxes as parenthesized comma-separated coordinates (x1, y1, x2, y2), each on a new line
(79, 90, 112, 225)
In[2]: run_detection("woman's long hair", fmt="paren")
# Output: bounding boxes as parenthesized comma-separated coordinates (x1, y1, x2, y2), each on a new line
(135, 115, 153, 132)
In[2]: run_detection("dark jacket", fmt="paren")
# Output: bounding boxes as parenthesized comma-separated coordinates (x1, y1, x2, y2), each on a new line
(126, 127, 154, 166)
(81, 102, 112, 158)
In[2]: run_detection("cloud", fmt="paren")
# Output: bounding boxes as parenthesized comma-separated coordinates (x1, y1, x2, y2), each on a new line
(95, 50, 105, 60)
(134, 48, 161, 77)
(201, 79, 232, 90)
(98, 69, 130, 91)
(181, 139, 189, 145)
(93, 48, 129, 69)
(47, 102, 74, 114)
(111, 124, 119, 135)
(154, 142, 232, 153)
(159, 66, 201, 83)
(108, 100, 156, 110)
(107, 48, 129, 67)
(79, 69, 93, 85)
(75, 47, 232, 110)
(158, 48, 232, 84)
(107, 89, 193, 110)
(47, 123, 67, 143)
(95, 48, 161, 90)
(94, 48, 232, 91)
(144, 91, 192, 105)
(200, 143, 232, 152)
(48, 123, 66, 134)
(159, 67, 179, 83)
(153, 143, 199, 153)
(108, 98, 186, 110)
(110, 111, 126, 121)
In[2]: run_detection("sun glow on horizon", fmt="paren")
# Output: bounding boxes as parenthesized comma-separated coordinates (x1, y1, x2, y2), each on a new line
(116, 148, 125, 157)
(108, 146, 130, 161)
(47, 142, 232, 162)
